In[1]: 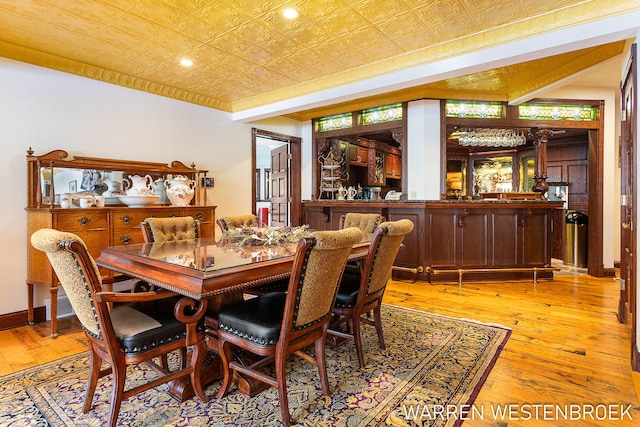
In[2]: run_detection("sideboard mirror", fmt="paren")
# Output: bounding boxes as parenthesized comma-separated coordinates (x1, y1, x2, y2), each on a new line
(27, 149, 209, 208)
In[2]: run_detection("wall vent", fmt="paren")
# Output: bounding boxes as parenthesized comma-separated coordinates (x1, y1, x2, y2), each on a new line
(44, 296, 75, 320)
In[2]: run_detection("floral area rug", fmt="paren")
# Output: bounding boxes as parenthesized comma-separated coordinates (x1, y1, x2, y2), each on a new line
(1, 305, 510, 426)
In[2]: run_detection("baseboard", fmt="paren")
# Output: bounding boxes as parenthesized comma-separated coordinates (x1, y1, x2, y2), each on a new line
(0, 307, 46, 331)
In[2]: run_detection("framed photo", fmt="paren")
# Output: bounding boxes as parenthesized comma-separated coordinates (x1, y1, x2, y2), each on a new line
(69, 180, 77, 193)
(200, 177, 214, 187)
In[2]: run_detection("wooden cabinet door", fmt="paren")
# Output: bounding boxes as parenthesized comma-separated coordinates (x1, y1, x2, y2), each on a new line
(348, 145, 368, 166)
(385, 153, 401, 178)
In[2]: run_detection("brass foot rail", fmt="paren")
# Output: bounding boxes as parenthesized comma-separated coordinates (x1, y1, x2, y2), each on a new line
(425, 266, 560, 286)
(392, 265, 423, 282)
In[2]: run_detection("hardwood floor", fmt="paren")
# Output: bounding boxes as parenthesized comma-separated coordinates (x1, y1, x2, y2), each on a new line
(384, 271, 640, 426)
(2, 270, 640, 426)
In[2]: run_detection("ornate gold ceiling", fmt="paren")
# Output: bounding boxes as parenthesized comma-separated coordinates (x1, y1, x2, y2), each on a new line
(0, 1, 636, 119)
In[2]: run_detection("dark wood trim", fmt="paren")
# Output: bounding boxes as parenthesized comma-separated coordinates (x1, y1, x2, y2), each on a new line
(633, 344, 640, 372)
(251, 128, 302, 226)
(311, 103, 408, 201)
(440, 99, 448, 197)
(0, 307, 46, 331)
(587, 125, 605, 277)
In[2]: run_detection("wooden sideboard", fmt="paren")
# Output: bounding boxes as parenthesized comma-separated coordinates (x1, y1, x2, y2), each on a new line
(25, 149, 215, 337)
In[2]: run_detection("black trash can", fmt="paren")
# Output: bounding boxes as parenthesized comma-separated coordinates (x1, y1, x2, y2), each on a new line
(564, 211, 588, 267)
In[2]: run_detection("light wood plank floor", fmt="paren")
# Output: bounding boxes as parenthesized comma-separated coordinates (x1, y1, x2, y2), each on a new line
(384, 272, 640, 426)
(2, 270, 640, 426)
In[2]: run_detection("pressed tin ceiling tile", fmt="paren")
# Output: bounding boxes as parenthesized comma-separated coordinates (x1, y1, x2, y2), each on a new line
(348, 0, 413, 23)
(0, 0, 635, 116)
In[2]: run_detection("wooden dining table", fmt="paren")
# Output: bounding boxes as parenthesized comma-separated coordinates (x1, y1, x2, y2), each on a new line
(95, 234, 371, 400)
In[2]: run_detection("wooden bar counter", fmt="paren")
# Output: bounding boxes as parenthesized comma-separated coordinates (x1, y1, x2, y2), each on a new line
(302, 199, 564, 283)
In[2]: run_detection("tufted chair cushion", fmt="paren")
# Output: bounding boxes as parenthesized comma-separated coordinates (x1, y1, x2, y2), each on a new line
(143, 216, 198, 242)
(217, 227, 363, 346)
(218, 214, 258, 232)
(341, 213, 383, 234)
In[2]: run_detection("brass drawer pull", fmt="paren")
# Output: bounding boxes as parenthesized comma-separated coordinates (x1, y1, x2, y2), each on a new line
(120, 215, 131, 224)
(120, 235, 132, 245)
(196, 213, 203, 220)
(78, 217, 91, 226)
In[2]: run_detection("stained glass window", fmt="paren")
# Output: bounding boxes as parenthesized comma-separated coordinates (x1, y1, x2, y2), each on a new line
(445, 101, 503, 119)
(359, 103, 403, 125)
(315, 113, 352, 132)
(518, 104, 596, 121)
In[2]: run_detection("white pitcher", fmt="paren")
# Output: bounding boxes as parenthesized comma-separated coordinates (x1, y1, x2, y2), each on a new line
(123, 174, 153, 196)
(347, 186, 356, 200)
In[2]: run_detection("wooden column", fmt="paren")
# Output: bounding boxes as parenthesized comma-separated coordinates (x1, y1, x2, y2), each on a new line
(528, 127, 553, 193)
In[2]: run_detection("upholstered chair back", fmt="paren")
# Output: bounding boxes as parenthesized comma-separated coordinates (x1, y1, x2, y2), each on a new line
(288, 227, 363, 330)
(363, 219, 414, 297)
(217, 214, 258, 233)
(141, 216, 199, 242)
(340, 213, 384, 234)
(30, 228, 103, 337)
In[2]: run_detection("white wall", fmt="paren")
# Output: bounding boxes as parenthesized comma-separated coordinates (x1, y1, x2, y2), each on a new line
(407, 100, 442, 199)
(0, 57, 301, 316)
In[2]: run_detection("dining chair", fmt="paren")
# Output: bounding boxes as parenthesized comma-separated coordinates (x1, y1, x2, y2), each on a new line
(215, 227, 364, 427)
(340, 212, 385, 273)
(217, 213, 291, 296)
(140, 215, 200, 243)
(216, 214, 258, 234)
(330, 219, 414, 367)
(30, 228, 208, 427)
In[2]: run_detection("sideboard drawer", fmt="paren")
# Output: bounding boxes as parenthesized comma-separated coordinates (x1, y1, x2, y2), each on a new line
(112, 228, 146, 246)
(111, 208, 182, 229)
(54, 211, 108, 231)
(182, 207, 214, 223)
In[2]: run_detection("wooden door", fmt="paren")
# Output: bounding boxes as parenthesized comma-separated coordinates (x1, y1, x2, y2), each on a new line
(619, 44, 636, 328)
(270, 144, 290, 226)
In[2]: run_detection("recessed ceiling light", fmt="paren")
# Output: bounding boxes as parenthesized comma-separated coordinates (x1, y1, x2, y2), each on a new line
(180, 58, 193, 67)
(283, 8, 299, 19)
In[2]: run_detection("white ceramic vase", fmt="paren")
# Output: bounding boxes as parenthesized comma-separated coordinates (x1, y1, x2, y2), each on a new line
(164, 175, 196, 207)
